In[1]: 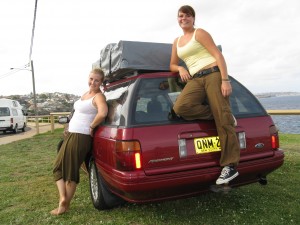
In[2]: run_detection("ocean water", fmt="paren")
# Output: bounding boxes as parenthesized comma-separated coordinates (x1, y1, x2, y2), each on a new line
(257, 95, 300, 134)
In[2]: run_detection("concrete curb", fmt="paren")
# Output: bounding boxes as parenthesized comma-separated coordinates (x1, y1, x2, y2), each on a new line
(0, 123, 64, 145)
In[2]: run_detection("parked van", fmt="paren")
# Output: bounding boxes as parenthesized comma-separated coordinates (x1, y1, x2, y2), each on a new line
(0, 98, 27, 133)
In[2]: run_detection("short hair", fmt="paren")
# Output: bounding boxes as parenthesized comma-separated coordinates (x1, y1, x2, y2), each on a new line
(91, 68, 105, 81)
(178, 5, 195, 18)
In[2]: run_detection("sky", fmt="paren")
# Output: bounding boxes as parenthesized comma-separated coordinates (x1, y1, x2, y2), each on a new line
(1, 0, 300, 96)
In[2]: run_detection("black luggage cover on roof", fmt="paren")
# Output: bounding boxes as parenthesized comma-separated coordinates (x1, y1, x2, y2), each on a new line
(96, 40, 173, 81)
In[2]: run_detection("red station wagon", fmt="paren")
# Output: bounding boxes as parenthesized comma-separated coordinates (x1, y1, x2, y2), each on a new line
(85, 41, 284, 210)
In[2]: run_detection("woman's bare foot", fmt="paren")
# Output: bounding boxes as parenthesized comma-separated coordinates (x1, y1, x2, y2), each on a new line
(50, 208, 59, 215)
(50, 200, 69, 215)
(56, 201, 68, 215)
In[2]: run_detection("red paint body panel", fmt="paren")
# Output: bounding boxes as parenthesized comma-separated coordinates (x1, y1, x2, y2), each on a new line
(93, 116, 284, 203)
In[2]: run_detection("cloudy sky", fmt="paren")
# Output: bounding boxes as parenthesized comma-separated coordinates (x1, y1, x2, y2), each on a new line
(1, 0, 300, 96)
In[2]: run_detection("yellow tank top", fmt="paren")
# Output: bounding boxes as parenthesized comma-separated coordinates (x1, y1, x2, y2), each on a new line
(177, 28, 216, 76)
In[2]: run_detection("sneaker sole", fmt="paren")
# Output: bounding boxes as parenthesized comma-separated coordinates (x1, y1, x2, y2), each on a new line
(216, 172, 239, 185)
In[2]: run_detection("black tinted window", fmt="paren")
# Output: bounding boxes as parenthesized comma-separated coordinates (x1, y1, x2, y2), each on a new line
(132, 76, 266, 124)
(108, 76, 266, 126)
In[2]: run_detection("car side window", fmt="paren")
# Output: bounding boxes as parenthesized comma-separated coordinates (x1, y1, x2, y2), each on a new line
(104, 84, 129, 125)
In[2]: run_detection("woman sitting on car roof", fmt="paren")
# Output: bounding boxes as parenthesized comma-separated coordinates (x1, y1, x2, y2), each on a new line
(170, 5, 240, 185)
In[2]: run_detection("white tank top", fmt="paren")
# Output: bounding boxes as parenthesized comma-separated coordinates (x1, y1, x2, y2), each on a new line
(68, 95, 98, 135)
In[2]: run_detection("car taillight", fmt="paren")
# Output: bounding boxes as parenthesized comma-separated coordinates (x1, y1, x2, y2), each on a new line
(270, 125, 279, 149)
(135, 153, 141, 169)
(271, 134, 279, 149)
(114, 140, 142, 171)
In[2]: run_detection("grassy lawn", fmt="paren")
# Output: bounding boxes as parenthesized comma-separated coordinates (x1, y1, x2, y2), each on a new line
(0, 130, 299, 225)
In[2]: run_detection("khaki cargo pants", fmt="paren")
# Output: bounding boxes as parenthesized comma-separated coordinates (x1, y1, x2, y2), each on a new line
(173, 72, 240, 167)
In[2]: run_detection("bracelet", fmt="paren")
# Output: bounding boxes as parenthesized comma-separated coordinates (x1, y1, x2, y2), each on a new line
(222, 78, 230, 81)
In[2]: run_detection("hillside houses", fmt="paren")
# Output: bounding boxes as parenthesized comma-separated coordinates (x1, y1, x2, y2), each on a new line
(1, 92, 79, 115)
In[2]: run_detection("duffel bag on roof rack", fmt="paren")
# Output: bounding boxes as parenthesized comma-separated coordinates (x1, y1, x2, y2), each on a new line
(93, 40, 173, 82)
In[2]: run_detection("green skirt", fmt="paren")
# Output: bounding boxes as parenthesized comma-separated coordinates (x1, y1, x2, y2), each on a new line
(53, 132, 92, 183)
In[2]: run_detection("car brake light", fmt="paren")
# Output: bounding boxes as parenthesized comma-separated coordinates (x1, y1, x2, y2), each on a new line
(135, 153, 141, 169)
(269, 125, 279, 149)
(271, 134, 279, 149)
(114, 141, 142, 171)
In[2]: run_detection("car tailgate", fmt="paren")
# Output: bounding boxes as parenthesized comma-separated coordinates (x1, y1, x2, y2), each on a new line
(132, 122, 221, 176)
(132, 116, 277, 176)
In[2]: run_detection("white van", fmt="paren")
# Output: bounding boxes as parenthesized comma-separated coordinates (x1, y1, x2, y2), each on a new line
(0, 98, 27, 133)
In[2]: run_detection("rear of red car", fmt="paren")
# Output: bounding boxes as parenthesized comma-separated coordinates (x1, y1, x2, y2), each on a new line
(91, 72, 284, 207)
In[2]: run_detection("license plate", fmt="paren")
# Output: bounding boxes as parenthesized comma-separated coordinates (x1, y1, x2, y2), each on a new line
(194, 136, 221, 154)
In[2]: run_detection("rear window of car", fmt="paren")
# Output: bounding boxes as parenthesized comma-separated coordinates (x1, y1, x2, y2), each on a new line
(133, 78, 178, 124)
(103, 75, 266, 126)
(0, 107, 10, 116)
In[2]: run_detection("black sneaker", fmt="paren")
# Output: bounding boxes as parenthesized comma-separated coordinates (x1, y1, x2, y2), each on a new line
(216, 166, 239, 185)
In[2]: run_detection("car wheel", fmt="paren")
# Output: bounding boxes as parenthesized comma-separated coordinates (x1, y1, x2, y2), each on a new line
(21, 123, 26, 132)
(13, 124, 18, 134)
(89, 159, 125, 210)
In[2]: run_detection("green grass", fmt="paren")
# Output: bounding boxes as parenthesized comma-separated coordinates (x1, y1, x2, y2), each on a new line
(0, 130, 299, 225)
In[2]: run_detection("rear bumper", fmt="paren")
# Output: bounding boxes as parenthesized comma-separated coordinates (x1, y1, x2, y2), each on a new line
(99, 150, 284, 203)
(0, 125, 13, 131)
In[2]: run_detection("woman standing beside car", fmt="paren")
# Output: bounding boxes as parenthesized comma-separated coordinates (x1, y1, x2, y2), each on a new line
(170, 5, 240, 185)
(51, 68, 108, 215)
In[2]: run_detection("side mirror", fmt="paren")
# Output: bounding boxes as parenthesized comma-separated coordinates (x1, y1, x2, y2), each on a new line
(58, 116, 70, 124)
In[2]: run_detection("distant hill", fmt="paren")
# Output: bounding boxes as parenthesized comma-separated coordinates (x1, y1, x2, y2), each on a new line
(255, 92, 300, 98)
(0, 92, 80, 115)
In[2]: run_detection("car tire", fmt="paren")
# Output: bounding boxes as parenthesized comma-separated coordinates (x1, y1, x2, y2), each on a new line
(13, 124, 18, 134)
(89, 159, 125, 210)
(21, 123, 26, 132)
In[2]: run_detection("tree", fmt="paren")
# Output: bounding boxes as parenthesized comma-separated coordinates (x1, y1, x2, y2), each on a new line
(40, 93, 47, 100)
(64, 94, 70, 101)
